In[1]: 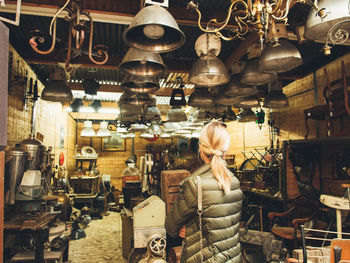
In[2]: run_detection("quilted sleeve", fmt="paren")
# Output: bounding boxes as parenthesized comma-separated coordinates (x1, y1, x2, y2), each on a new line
(165, 177, 198, 238)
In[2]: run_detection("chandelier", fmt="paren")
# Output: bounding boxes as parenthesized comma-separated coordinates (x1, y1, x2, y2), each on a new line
(187, 0, 313, 44)
(29, 0, 109, 70)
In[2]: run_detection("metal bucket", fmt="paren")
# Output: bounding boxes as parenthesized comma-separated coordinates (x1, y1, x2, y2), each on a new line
(20, 137, 46, 170)
(5, 145, 28, 205)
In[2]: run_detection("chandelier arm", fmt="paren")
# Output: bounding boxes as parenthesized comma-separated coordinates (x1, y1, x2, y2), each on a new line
(29, 18, 57, 55)
(269, 0, 283, 15)
(49, 0, 71, 36)
(271, 0, 292, 20)
(75, 30, 85, 50)
(82, 11, 109, 65)
(65, 21, 73, 70)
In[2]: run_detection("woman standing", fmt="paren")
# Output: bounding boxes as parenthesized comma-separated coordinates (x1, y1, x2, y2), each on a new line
(165, 120, 243, 263)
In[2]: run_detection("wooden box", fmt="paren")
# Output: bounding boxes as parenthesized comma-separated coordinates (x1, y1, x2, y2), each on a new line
(161, 170, 190, 215)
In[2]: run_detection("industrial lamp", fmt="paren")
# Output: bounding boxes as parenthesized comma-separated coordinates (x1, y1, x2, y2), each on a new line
(96, 121, 112, 137)
(123, 1, 185, 53)
(41, 70, 73, 102)
(119, 91, 153, 106)
(241, 58, 277, 86)
(80, 121, 96, 137)
(121, 74, 160, 94)
(263, 81, 289, 108)
(188, 87, 215, 108)
(119, 48, 167, 77)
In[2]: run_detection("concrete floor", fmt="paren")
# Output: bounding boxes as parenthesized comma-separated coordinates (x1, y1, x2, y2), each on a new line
(69, 212, 128, 263)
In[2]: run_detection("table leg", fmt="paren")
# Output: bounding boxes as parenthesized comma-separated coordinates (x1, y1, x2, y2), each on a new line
(34, 228, 48, 263)
(63, 242, 69, 262)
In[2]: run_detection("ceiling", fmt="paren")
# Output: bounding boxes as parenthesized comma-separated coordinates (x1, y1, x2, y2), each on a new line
(1, 0, 350, 98)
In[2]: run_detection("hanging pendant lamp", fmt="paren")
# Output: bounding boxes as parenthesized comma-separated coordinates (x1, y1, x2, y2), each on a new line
(166, 107, 187, 122)
(237, 95, 260, 108)
(123, 4, 185, 53)
(80, 121, 96, 137)
(222, 75, 257, 98)
(237, 108, 256, 123)
(41, 69, 73, 102)
(215, 91, 244, 106)
(263, 81, 289, 108)
(188, 87, 215, 108)
(145, 106, 161, 121)
(241, 58, 277, 86)
(190, 109, 207, 123)
(121, 74, 160, 93)
(119, 91, 153, 106)
(259, 40, 302, 73)
(96, 121, 112, 137)
(119, 48, 167, 77)
(189, 53, 230, 87)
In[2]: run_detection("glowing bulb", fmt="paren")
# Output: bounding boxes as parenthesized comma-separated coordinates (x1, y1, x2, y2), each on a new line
(143, 24, 165, 39)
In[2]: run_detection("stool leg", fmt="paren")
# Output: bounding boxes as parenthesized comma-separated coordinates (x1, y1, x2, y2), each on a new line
(336, 209, 342, 239)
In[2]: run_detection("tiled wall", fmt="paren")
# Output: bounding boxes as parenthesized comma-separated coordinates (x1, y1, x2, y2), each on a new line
(6, 46, 76, 172)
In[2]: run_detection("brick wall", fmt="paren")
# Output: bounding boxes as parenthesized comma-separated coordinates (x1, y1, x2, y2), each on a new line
(6, 46, 76, 173)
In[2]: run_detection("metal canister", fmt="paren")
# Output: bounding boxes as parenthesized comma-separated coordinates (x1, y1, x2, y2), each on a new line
(19, 137, 46, 170)
(5, 145, 28, 205)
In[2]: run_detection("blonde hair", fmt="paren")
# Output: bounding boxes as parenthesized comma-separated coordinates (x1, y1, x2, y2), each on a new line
(199, 120, 232, 194)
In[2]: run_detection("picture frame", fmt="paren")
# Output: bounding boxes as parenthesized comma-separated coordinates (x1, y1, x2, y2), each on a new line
(102, 131, 125, 151)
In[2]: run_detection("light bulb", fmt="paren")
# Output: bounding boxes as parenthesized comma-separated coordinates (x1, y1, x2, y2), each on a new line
(143, 24, 165, 39)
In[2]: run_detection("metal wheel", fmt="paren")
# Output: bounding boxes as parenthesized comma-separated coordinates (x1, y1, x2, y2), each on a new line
(149, 237, 166, 255)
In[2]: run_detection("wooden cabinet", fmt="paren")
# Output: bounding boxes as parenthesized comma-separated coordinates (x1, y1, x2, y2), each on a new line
(161, 170, 190, 215)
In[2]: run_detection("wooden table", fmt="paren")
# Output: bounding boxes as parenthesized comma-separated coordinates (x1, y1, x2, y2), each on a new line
(4, 212, 67, 263)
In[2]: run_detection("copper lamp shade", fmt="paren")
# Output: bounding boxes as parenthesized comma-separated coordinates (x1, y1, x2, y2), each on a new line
(264, 90, 289, 108)
(215, 92, 244, 106)
(119, 91, 153, 106)
(121, 74, 160, 93)
(189, 54, 230, 87)
(41, 70, 73, 102)
(259, 40, 302, 73)
(188, 87, 215, 107)
(123, 5, 185, 53)
(119, 48, 166, 77)
(241, 58, 277, 86)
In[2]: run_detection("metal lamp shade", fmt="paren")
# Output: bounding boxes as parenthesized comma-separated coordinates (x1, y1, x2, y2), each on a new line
(237, 108, 256, 122)
(145, 106, 161, 121)
(123, 5, 185, 53)
(259, 40, 302, 73)
(188, 87, 215, 107)
(190, 109, 207, 123)
(119, 48, 166, 76)
(42, 70, 73, 102)
(222, 75, 257, 98)
(119, 91, 153, 106)
(96, 121, 112, 137)
(119, 104, 142, 122)
(263, 90, 289, 108)
(166, 107, 187, 122)
(80, 121, 96, 137)
(41, 80, 73, 102)
(241, 58, 277, 85)
(305, 0, 350, 41)
(189, 54, 230, 87)
(121, 74, 160, 93)
(237, 95, 260, 108)
(215, 91, 245, 106)
(163, 122, 181, 133)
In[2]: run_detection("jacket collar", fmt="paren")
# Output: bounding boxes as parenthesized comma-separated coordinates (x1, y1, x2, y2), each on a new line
(192, 164, 211, 177)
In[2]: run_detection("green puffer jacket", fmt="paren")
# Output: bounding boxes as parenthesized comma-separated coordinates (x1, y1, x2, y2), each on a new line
(165, 164, 243, 263)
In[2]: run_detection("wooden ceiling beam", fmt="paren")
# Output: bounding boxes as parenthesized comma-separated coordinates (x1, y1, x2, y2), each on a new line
(24, 51, 193, 73)
(3, 0, 239, 29)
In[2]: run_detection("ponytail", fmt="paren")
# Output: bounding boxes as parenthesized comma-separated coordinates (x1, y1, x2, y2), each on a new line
(199, 120, 232, 195)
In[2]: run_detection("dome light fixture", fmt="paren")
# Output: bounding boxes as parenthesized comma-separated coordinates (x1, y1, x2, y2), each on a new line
(96, 121, 112, 137)
(188, 87, 215, 108)
(123, 3, 185, 53)
(80, 121, 96, 137)
(241, 58, 277, 86)
(41, 69, 73, 102)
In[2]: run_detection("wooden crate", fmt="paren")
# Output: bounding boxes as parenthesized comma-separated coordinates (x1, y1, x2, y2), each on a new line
(161, 170, 190, 215)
